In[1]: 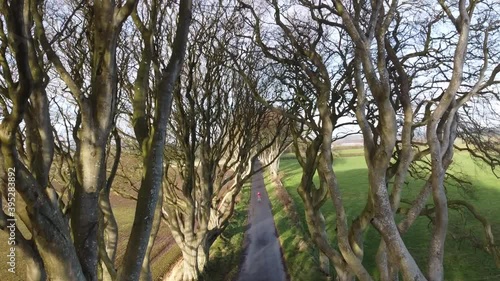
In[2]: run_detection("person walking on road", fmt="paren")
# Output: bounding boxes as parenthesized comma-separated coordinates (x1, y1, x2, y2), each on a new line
(257, 191, 262, 202)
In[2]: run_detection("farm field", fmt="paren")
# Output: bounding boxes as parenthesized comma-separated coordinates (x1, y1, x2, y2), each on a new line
(0, 152, 248, 281)
(270, 150, 500, 281)
(0, 194, 179, 281)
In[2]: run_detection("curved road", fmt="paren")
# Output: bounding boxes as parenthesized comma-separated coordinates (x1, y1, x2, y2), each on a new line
(237, 161, 288, 281)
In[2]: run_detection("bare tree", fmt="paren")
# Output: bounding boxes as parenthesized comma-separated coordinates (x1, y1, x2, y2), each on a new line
(258, 111, 293, 179)
(157, 4, 288, 280)
(32, 0, 137, 279)
(1, 0, 190, 280)
(240, 0, 500, 280)
(236, 0, 366, 278)
(0, 0, 85, 279)
(115, 0, 193, 280)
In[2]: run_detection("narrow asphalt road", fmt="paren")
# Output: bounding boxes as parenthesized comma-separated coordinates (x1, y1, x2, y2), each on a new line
(237, 161, 288, 281)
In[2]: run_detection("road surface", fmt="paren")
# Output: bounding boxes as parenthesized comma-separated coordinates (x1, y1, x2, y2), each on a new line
(237, 161, 288, 281)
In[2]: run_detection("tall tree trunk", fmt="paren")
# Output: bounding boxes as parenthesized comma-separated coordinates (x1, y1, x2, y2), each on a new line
(375, 241, 399, 281)
(139, 187, 163, 281)
(69, 0, 141, 277)
(116, 1, 192, 279)
(98, 187, 119, 281)
(0, 0, 85, 279)
(177, 232, 201, 281)
(22, 24, 52, 281)
(117, 145, 165, 280)
(181, 251, 198, 281)
(369, 169, 425, 281)
(99, 128, 121, 281)
(269, 157, 280, 179)
(318, 212, 330, 277)
(16, 164, 86, 280)
(196, 242, 210, 276)
(71, 1, 122, 278)
(316, 82, 373, 280)
(72, 138, 106, 281)
(3, 211, 47, 281)
(196, 231, 218, 275)
(425, 3, 470, 279)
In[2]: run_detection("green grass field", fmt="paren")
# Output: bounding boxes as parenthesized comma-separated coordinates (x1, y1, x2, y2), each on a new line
(272, 150, 500, 281)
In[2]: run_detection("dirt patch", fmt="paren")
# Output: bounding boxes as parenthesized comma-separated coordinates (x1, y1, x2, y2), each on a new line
(110, 194, 177, 274)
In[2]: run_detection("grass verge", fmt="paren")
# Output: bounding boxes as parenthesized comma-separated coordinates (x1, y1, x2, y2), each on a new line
(264, 172, 328, 281)
(201, 184, 250, 281)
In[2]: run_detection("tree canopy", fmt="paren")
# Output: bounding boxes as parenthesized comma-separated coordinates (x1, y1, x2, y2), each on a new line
(1, 0, 499, 281)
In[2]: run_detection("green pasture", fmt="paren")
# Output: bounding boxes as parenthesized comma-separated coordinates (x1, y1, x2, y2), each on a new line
(264, 175, 326, 281)
(271, 150, 500, 281)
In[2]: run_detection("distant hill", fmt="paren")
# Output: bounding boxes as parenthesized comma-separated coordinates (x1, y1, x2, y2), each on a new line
(333, 134, 364, 147)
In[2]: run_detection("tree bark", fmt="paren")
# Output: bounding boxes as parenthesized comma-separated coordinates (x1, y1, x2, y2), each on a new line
(0, 0, 85, 279)
(181, 253, 199, 281)
(69, 1, 136, 278)
(171, 230, 202, 281)
(196, 240, 210, 275)
(72, 142, 104, 281)
(100, 128, 121, 281)
(268, 157, 280, 179)
(25, 250, 47, 281)
(139, 187, 163, 281)
(98, 185, 119, 281)
(116, 1, 192, 279)
(426, 3, 470, 277)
